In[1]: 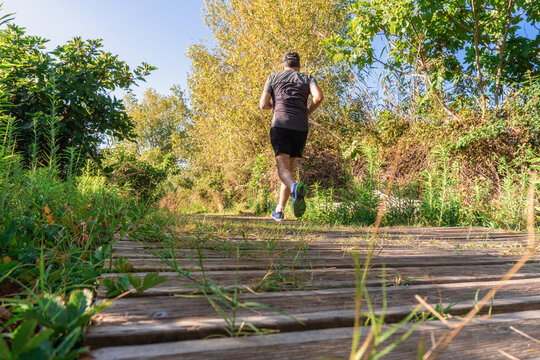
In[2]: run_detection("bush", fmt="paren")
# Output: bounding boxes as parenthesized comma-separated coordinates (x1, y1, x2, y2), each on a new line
(102, 144, 168, 201)
(0, 116, 175, 357)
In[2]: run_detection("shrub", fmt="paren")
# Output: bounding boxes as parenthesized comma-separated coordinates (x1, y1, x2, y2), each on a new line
(101, 144, 168, 201)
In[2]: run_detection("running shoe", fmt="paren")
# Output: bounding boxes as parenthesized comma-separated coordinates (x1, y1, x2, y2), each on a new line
(291, 182, 307, 218)
(271, 209, 284, 222)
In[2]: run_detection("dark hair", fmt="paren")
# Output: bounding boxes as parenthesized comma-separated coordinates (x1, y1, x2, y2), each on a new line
(282, 51, 300, 68)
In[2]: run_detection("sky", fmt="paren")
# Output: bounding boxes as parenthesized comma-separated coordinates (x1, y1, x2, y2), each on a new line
(2, 1, 537, 102)
(2, 0, 214, 98)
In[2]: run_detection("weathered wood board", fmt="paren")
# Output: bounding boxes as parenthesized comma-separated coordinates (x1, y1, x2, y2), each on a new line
(105, 255, 536, 273)
(97, 263, 540, 297)
(87, 280, 540, 347)
(90, 310, 540, 359)
(87, 220, 539, 359)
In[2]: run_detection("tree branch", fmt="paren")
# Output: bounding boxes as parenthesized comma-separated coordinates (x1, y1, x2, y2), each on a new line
(494, 0, 515, 107)
(442, 10, 474, 33)
(471, 0, 486, 115)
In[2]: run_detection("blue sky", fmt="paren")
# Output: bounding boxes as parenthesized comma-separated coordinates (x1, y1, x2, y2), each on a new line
(2, 0, 214, 98)
(3, 1, 537, 102)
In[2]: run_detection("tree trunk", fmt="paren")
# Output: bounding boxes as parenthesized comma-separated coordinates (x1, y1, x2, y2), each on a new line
(494, 0, 514, 107)
(471, 0, 485, 115)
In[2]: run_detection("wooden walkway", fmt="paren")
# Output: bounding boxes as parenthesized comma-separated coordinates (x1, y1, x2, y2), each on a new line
(86, 217, 540, 359)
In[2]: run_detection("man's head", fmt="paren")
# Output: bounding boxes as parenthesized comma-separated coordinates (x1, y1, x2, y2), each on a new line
(282, 51, 300, 69)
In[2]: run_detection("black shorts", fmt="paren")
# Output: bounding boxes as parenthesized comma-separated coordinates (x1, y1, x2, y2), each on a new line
(270, 127, 308, 158)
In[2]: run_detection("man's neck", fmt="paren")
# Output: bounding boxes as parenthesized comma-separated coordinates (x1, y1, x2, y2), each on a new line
(283, 67, 300, 71)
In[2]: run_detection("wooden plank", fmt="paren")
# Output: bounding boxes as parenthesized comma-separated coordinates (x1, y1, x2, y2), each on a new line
(88, 310, 540, 359)
(115, 230, 531, 249)
(112, 245, 528, 260)
(107, 254, 532, 272)
(115, 230, 530, 244)
(92, 277, 540, 324)
(114, 241, 529, 252)
(97, 263, 540, 297)
(116, 227, 530, 240)
(112, 248, 460, 257)
(89, 221, 537, 357)
(112, 245, 522, 258)
(86, 278, 540, 347)
(86, 295, 540, 348)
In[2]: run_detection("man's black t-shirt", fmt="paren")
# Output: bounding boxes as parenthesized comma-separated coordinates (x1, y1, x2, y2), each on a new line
(263, 69, 317, 132)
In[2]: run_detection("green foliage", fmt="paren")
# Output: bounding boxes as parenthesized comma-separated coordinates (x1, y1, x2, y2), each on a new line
(247, 154, 273, 215)
(302, 131, 534, 229)
(303, 142, 381, 225)
(0, 320, 54, 360)
(124, 87, 191, 161)
(101, 144, 169, 200)
(19, 290, 108, 342)
(187, 0, 349, 199)
(1, 290, 109, 360)
(302, 183, 379, 225)
(0, 45, 173, 357)
(381, 183, 422, 226)
(419, 145, 462, 226)
(0, 23, 155, 162)
(102, 273, 168, 298)
(491, 161, 531, 230)
(327, 0, 539, 105)
(111, 257, 134, 273)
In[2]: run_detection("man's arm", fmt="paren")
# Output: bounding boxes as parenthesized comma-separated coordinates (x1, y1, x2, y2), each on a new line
(259, 91, 272, 110)
(308, 83, 324, 117)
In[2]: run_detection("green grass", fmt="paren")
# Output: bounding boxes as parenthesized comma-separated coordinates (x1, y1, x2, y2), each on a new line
(0, 116, 177, 358)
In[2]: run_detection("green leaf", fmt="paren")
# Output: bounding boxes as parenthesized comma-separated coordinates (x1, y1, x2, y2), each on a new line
(117, 274, 131, 291)
(66, 290, 92, 328)
(19, 343, 51, 360)
(37, 295, 67, 329)
(102, 278, 121, 298)
(11, 320, 37, 359)
(128, 274, 142, 291)
(140, 273, 167, 293)
(21, 329, 53, 355)
(0, 336, 11, 360)
(54, 328, 82, 357)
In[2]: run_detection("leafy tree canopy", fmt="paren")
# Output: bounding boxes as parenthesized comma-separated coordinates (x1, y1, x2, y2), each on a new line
(0, 22, 155, 162)
(187, 0, 348, 188)
(124, 86, 191, 161)
(326, 0, 540, 107)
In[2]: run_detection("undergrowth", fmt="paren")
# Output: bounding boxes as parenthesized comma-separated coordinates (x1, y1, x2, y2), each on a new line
(300, 141, 536, 230)
(0, 116, 173, 357)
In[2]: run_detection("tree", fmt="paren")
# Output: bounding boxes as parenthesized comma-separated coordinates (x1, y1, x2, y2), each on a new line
(187, 0, 349, 193)
(326, 0, 539, 110)
(124, 86, 191, 161)
(0, 23, 155, 162)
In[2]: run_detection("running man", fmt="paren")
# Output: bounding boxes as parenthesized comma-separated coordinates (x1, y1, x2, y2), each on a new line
(259, 51, 324, 221)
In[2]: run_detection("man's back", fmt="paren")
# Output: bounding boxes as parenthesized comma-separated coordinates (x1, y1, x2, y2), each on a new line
(259, 51, 324, 220)
(264, 69, 317, 132)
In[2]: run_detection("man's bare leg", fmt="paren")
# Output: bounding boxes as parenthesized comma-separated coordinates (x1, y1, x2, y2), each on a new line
(276, 156, 297, 212)
(275, 153, 296, 188)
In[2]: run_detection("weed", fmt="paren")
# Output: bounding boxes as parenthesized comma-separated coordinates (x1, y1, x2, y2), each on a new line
(350, 255, 425, 360)
(0, 88, 173, 356)
(147, 238, 304, 337)
(1, 289, 110, 359)
(111, 258, 134, 274)
(102, 273, 168, 298)
(181, 265, 300, 338)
